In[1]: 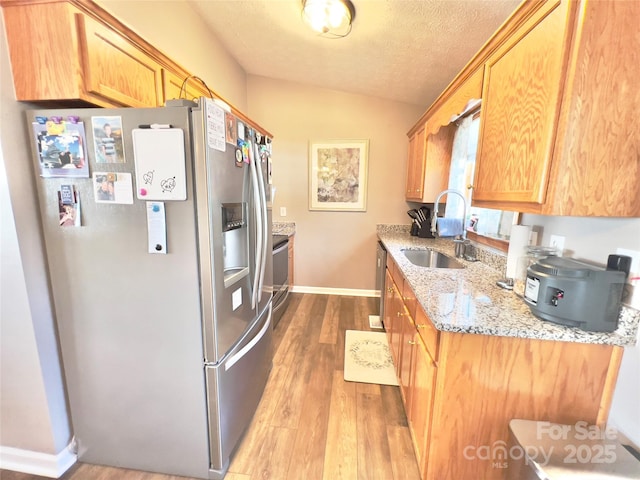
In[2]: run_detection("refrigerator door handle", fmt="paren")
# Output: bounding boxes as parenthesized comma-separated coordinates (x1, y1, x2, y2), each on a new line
(224, 305, 271, 371)
(249, 141, 263, 310)
(255, 143, 268, 302)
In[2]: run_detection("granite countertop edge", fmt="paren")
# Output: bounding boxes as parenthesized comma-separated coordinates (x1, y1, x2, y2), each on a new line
(273, 221, 296, 237)
(377, 224, 640, 348)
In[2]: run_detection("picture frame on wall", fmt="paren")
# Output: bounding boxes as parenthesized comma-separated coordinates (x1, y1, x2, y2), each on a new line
(308, 139, 369, 212)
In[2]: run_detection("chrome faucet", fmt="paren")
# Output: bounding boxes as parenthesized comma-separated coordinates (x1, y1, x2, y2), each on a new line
(431, 189, 468, 258)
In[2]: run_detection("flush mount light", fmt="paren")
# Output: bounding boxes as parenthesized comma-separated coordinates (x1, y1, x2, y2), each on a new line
(301, 0, 356, 38)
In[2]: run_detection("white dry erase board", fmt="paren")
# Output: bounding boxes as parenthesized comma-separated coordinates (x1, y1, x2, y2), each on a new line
(132, 128, 187, 200)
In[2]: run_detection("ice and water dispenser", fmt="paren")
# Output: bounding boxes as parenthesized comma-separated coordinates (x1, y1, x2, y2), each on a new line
(221, 202, 248, 287)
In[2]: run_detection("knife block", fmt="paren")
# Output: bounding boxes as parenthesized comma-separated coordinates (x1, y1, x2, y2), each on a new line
(417, 222, 435, 238)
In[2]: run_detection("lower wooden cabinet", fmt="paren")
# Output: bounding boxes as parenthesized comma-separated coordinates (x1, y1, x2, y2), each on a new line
(287, 235, 295, 287)
(407, 334, 436, 476)
(384, 256, 623, 480)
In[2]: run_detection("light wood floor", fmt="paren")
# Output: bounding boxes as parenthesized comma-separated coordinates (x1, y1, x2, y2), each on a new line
(1, 293, 420, 480)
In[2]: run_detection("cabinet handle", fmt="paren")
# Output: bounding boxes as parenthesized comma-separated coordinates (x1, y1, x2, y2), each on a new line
(408, 340, 416, 345)
(397, 312, 404, 317)
(467, 184, 474, 190)
(417, 324, 429, 329)
(387, 287, 393, 293)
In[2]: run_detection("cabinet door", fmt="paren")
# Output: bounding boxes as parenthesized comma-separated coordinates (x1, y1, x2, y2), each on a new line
(409, 334, 437, 478)
(384, 269, 403, 371)
(383, 269, 396, 351)
(473, 0, 571, 205)
(405, 126, 426, 200)
(163, 69, 211, 104)
(287, 238, 294, 287)
(77, 14, 163, 107)
(421, 126, 455, 203)
(389, 282, 404, 373)
(398, 303, 415, 407)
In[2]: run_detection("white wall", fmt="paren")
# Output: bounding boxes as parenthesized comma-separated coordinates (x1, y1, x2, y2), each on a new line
(521, 214, 640, 447)
(0, 9, 73, 468)
(247, 75, 424, 291)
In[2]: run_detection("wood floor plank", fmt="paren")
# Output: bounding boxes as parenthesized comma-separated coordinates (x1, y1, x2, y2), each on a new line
(272, 293, 317, 366)
(335, 296, 356, 371)
(271, 295, 328, 429)
(248, 425, 297, 479)
(322, 371, 358, 480)
(354, 296, 373, 331)
(222, 473, 251, 480)
(286, 343, 335, 480)
(357, 392, 395, 480)
(386, 425, 421, 480)
(272, 292, 303, 353)
(356, 382, 381, 395)
(319, 295, 341, 345)
(380, 384, 409, 427)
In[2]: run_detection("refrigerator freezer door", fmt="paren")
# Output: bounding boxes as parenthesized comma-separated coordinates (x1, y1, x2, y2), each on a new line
(191, 101, 273, 364)
(191, 102, 258, 363)
(205, 305, 273, 478)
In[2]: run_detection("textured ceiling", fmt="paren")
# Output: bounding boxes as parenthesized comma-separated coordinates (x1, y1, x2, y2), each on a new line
(187, 0, 521, 107)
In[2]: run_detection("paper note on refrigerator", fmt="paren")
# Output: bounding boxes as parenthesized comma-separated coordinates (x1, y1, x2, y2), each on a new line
(205, 98, 226, 152)
(132, 128, 187, 201)
(146, 202, 167, 254)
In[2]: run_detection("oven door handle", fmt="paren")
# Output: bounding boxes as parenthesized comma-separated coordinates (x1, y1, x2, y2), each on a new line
(273, 242, 288, 255)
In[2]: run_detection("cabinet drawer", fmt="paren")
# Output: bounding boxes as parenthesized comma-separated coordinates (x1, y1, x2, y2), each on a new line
(389, 257, 404, 291)
(415, 305, 439, 362)
(402, 277, 417, 320)
(77, 13, 163, 107)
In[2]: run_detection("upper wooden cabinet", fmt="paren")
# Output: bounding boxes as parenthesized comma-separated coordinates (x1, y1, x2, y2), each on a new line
(77, 14, 164, 107)
(405, 122, 456, 203)
(407, 0, 640, 217)
(406, 125, 427, 200)
(1, 0, 273, 137)
(162, 70, 211, 104)
(405, 69, 482, 203)
(2, 1, 162, 107)
(473, 0, 640, 216)
(473, 0, 570, 209)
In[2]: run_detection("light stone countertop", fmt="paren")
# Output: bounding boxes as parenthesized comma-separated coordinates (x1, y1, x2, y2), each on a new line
(273, 221, 295, 236)
(377, 225, 640, 347)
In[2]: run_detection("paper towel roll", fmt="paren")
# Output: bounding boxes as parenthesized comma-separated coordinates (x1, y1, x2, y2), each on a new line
(506, 225, 532, 279)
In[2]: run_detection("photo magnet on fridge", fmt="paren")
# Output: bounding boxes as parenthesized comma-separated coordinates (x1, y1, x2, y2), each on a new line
(58, 185, 81, 227)
(92, 115, 125, 163)
(32, 118, 89, 178)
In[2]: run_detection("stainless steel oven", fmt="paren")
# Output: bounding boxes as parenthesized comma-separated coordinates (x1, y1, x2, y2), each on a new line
(272, 235, 290, 327)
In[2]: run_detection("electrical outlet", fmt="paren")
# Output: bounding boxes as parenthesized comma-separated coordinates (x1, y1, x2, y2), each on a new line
(549, 235, 565, 254)
(280, 206, 287, 217)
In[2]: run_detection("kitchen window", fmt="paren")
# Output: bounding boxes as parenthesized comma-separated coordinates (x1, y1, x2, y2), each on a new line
(446, 105, 516, 246)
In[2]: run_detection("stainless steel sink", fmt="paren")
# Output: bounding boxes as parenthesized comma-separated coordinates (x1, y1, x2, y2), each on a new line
(402, 249, 465, 269)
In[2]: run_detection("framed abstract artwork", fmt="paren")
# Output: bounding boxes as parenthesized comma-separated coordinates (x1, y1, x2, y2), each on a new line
(308, 139, 369, 211)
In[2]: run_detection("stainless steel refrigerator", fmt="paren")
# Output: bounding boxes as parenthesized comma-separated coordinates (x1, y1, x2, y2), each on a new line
(28, 98, 273, 479)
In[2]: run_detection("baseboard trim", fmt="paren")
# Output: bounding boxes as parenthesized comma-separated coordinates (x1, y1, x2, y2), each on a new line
(0, 442, 77, 478)
(290, 286, 379, 297)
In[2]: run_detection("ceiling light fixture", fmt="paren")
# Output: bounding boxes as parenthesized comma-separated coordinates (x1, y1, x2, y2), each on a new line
(301, 0, 356, 38)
